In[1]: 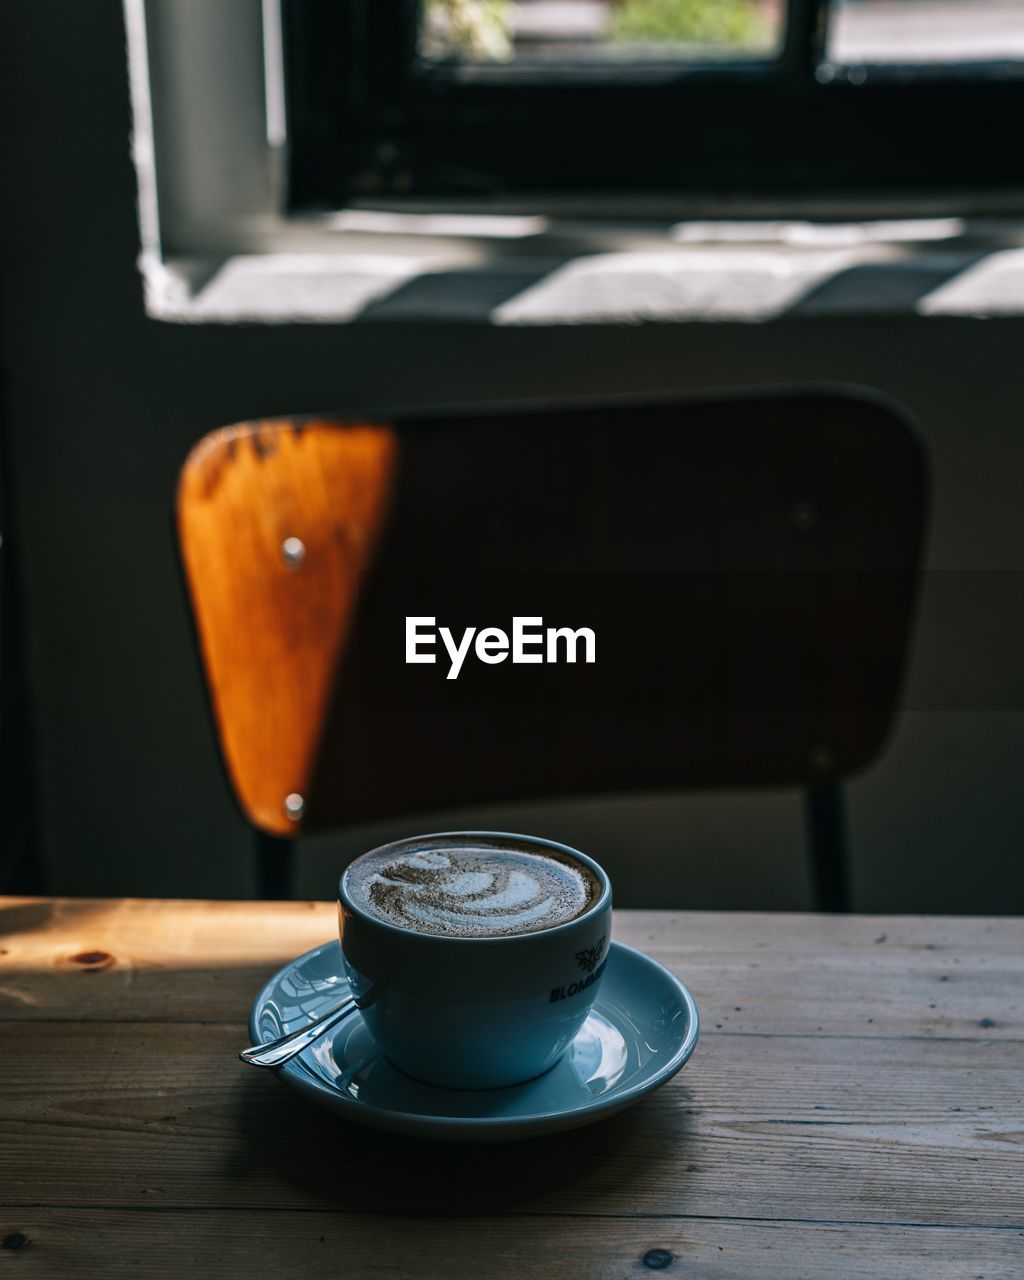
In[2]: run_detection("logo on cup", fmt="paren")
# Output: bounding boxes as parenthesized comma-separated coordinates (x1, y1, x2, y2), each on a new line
(575, 937, 606, 974)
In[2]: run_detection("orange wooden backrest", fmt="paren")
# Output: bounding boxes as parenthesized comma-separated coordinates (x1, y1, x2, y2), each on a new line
(177, 419, 397, 835)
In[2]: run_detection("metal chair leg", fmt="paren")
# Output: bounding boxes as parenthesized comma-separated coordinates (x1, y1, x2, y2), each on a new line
(805, 784, 851, 913)
(255, 831, 294, 900)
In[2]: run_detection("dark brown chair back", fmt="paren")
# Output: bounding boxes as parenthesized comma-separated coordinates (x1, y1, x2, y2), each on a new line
(178, 391, 926, 907)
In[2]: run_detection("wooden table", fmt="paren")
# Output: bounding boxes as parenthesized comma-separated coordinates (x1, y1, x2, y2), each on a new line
(1, 898, 1022, 1278)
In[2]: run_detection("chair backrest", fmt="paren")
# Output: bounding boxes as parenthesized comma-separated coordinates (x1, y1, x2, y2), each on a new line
(178, 391, 926, 838)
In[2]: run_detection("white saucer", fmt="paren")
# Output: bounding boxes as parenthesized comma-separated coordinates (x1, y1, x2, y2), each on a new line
(247, 939, 699, 1142)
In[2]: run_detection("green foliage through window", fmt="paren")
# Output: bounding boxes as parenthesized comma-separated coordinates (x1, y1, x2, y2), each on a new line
(610, 0, 765, 47)
(426, 0, 768, 60)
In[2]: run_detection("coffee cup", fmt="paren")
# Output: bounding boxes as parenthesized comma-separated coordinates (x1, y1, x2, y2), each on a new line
(338, 831, 612, 1089)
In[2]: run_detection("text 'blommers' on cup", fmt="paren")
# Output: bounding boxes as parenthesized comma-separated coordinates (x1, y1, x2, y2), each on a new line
(405, 616, 597, 681)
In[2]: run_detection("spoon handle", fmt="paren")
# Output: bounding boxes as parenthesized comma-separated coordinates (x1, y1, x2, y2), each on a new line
(240, 994, 358, 1068)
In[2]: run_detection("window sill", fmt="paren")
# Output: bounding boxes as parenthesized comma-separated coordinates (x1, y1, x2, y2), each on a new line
(141, 225, 1024, 326)
(127, 0, 1024, 327)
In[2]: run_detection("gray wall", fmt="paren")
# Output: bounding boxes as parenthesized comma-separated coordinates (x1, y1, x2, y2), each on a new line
(2, 0, 1022, 913)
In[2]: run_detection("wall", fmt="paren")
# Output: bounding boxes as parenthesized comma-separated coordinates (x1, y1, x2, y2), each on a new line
(2, 0, 1022, 912)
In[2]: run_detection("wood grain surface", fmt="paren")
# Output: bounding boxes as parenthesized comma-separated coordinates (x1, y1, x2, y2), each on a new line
(1, 899, 1021, 1278)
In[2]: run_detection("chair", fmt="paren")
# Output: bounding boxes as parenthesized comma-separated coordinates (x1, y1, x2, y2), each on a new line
(177, 391, 926, 910)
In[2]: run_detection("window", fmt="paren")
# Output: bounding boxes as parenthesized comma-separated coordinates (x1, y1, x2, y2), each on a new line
(420, 0, 785, 66)
(282, 0, 1024, 208)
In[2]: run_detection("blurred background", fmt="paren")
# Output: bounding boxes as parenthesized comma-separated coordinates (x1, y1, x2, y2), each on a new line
(2, 0, 1023, 913)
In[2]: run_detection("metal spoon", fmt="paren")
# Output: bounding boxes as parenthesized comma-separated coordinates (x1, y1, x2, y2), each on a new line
(239, 993, 361, 1068)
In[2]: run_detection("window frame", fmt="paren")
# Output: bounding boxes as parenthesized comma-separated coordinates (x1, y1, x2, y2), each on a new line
(282, 0, 1024, 211)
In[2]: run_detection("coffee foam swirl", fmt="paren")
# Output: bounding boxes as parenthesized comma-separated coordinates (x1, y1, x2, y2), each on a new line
(353, 845, 596, 938)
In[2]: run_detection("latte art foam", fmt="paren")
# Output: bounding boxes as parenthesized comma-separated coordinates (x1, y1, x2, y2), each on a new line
(350, 843, 598, 938)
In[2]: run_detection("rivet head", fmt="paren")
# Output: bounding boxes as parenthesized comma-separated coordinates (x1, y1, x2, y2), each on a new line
(284, 793, 305, 821)
(281, 536, 306, 567)
(790, 500, 818, 532)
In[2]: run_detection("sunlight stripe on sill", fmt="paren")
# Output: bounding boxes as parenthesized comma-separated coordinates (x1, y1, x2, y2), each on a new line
(325, 211, 551, 240)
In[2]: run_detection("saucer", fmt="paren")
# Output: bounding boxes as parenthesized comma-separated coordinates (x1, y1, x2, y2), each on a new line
(247, 939, 699, 1142)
